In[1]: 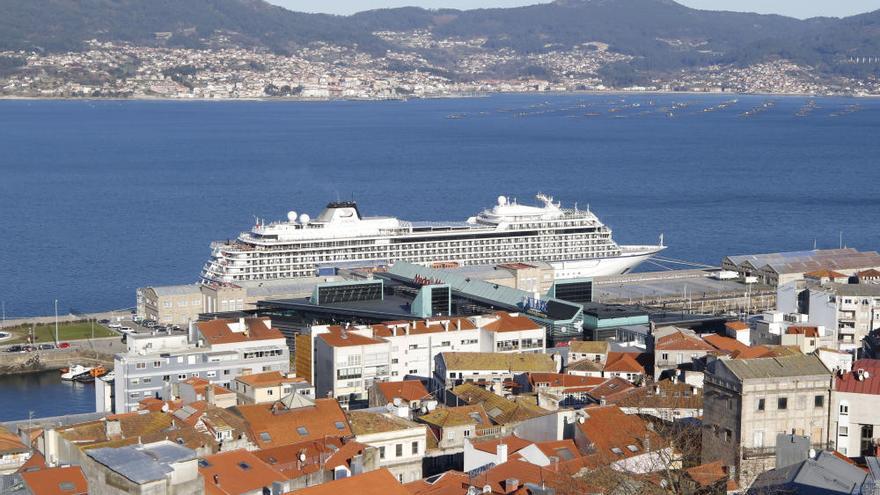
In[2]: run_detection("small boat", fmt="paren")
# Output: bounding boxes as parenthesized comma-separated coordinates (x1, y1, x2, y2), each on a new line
(61, 365, 93, 381)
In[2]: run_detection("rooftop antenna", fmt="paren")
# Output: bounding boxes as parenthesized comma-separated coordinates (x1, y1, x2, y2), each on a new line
(813, 239, 817, 250)
(839, 231, 843, 249)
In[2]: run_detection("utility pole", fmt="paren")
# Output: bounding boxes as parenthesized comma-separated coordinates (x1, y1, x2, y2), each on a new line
(54, 299, 59, 344)
(1, 300, 5, 330)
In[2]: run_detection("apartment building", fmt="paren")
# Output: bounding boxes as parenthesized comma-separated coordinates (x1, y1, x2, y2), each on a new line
(231, 371, 314, 405)
(348, 411, 427, 483)
(781, 281, 880, 354)
(113, 317, 289, 413)
(311, 313, 546, 407)
(653, 327, 715, 380)
(831, 359, 880, 458)
(701, 354, 832, 484)
(434, 352, 559, 394)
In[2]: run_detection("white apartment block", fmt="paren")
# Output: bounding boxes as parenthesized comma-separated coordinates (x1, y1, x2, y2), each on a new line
(312, 312, 546, 407)
(113, 317, 289, 413)
(831, 360, 880, 458)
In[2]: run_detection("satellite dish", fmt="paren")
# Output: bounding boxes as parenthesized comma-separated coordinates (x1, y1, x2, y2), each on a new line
(287, 211, 298, 222)
(497, 196, 507, 206)
(299, 213, 310, 224)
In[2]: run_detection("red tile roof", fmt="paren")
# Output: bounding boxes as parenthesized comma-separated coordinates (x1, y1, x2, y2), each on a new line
(251, 437, 367, 480)
(319, 327, 386, 347)
(404, 471, 469, 495)
(469, 435, 533, 455)
(577, 405, 665, 462)
(0, 425, 28, 455)
(587, 377, 636, 404)
(20, 466, 88, 495)
(685, 460, 735, 490)
(724, 321, 750, 331)
(836, 360, 880, 395)
(234, 371, 301, 388)
(805, 269, 848, 279)
(702, 333, 750, 354)
(480, 312, 542, 333)
(200, 449, 286, 495)
(786, 326, 819, 338)
(655, 330, 715, 351)
(285, 468, 411, 495)
(375, 380, 432, 403)
(17, 451, 46, 473)
(528, 372, 606, 389)
(234, 398, 352, 448)
(857, 269, 880, 279)
(197, 317, 284, 345)
(603, 352, 646, 374)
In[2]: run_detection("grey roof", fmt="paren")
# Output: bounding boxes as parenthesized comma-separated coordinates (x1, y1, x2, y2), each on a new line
(725, 248, 880, 276)
(150, 284, 201, 297)
(823, 283, 880, 297)
(721, 354, 830, 381)
(239, 277, 336, 298)
(87, 440, 197, 484)
(748, 450, 868, 495)
(387, 261, 531, 308)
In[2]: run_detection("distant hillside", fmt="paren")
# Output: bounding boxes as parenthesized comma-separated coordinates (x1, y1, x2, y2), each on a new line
(1, 0, 878, 78)
(0, 0, 386, 53)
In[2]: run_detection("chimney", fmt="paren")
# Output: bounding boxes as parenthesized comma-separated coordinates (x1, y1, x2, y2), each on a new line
(213, 474, 220, 486)
(456, 319, 462, 331)
(206, 384, 216, 405)
(497, 443, 508, 464)
(504, 478, 519, 493)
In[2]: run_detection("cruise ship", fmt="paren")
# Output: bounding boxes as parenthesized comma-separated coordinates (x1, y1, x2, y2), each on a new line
(201, 194, 665, 284)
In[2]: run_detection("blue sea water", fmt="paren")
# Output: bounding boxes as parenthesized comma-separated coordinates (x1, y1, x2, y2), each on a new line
(0, 93, 879, 318)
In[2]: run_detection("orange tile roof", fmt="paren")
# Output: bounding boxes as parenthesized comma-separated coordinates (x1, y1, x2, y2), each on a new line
(528, 372, 605, 389)
(252, 437, 349, 479)
(805, 269, 848, 279)
(0, 425, 27, 455)
(404, 471, 469, 495)
(857, 269, 880, 278)
(200, 449, 286, 495)
(374, 380, 432, 403)
(603, 352, 646, 374)
(17, 451, 46, 473)
(577, 405, 664, 463)
(480, 312, 542, 333)
(469, 435, 533, 455)
(138, 397, 183, 412)
(182, 377, 235, 396)
(235, 371, 300, 388)
(587, 377, 636, 404)
(534, 439, 581, 459)
(702, 333, 750, 354)
(20, 466, 88, 495)
(284, 468, 411, 495)
(655, 329, 715, 351)
(197, 317, 284, 345)
(724, 321, 750, 331)
(372, 318, 478, 337)
(685, 460, 734, 490)
(319, 327, 386, 347)
(233, 398, 352, 449)
(786, 326, 819, 338)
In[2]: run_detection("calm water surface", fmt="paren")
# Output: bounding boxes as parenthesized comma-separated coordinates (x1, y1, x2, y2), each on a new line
(1, 94, 880, 419)
(0, 93, 878, 318)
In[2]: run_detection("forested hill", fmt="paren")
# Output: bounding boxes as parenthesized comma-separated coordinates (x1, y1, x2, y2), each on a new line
(1, 0, 877, 77)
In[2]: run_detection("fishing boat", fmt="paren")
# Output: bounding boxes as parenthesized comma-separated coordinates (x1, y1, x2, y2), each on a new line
(61, 364, 93, 381)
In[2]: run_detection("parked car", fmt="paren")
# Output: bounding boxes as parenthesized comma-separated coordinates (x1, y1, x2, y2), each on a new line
(98, 319, 110, 324)
(38, 343, 55, 350)
(119, 326, 133, 332)
(5, 345, 23, 353)
(108, 323, 122, 329)
(58, 342, 71, 349)
(21, 345, 35, 352)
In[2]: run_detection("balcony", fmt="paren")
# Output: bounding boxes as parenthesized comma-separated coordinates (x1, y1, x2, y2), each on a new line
(742, 441, 834, 459)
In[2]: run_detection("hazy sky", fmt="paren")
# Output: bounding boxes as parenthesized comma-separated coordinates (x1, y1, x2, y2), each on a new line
(268, 0, 880, 18)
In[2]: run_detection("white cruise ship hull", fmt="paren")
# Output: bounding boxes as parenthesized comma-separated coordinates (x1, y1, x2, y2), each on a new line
(550, 245, 665, 279)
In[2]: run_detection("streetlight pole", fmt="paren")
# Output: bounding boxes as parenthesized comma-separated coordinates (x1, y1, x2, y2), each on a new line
(54, 299, 59, 344)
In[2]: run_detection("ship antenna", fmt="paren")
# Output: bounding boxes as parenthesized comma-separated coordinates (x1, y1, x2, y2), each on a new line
(574, 202, 578, 212)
